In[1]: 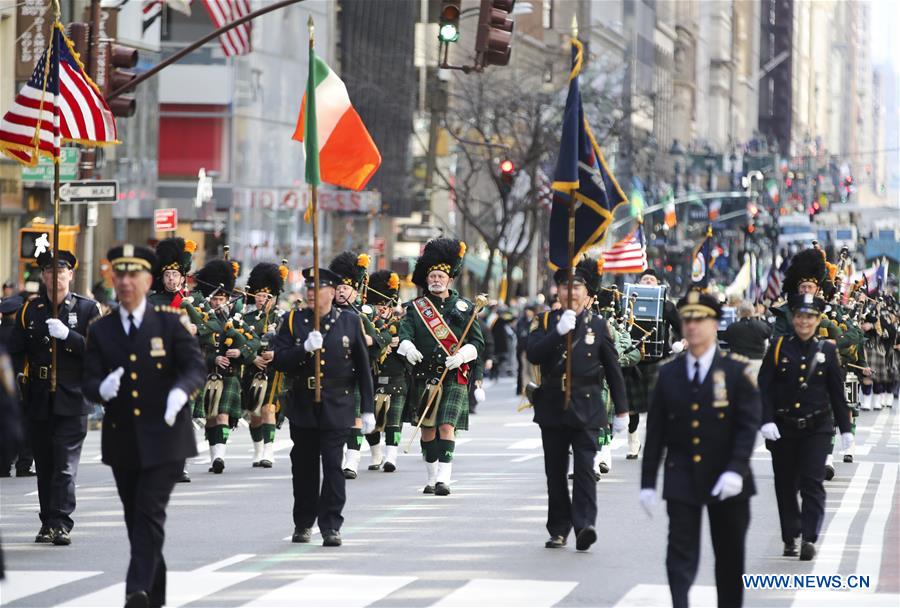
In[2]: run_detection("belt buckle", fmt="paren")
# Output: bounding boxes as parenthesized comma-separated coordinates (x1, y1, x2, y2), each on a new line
(307, 376, 318, 390)
(39, 367, 48, 380)
(797, 418, 807, 430)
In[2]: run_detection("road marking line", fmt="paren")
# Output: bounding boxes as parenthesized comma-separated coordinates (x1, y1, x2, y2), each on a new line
(0, 570, 102, 604)
(511, 453, 543, 463)
(192, 553, 255, 573)
(432, 578, 578, 608)
(241, 573, 416, 607)
(613, 583, 718, 607)
(857, 463, 898, 593)
(507, 438, 543, 450)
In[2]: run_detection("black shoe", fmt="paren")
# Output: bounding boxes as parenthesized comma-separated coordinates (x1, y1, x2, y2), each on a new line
(177, 470, 191, 483)
(343, 468, 358, 480)
(35, 525, 53, 543)
(16, 467, 36, 477)
(469, 406, 477, 415)
(259, 460, 273, 469)
(423, 485, 435, 494)
(843, 454, 853, 463)
(434, 482, 451, 496)
(367, 463, 381, 471)
(575, 526, 597, 551)
(124, 590, 150, 608)
(322, 530, 342, 547)
(52, 528, 71, 546)
(800, 541, 816, 561)
(783, 539, 798, 557)
(544, 535, 566, 549)
(210, 458, 225, 474)
(598, 462, 610, 474)
(383, 461, 396, 473)
(252, 461, 261, 468)
(291, 527, 312, 543)
(824, 464, 835, 481)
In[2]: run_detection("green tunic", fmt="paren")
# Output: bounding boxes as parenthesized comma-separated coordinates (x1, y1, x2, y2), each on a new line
(599, 318, 641, 446)
(241, 306, 287, 416)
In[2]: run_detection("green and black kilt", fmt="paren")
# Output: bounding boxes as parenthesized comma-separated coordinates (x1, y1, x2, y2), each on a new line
(866, 341, 893, 384)
(625, 360, 660, 414)
(191, 374, 243, 419)
(412, 380, 469, 431)
(375, 378, 408, 428)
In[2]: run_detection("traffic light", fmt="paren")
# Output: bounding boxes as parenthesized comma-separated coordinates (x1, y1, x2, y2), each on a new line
(475, 0, 516, 68)
(18, 224, 80, 290)
(438, 1, 461, 43)
(105, 42, 139, 118)
(499, 158, 516, 183)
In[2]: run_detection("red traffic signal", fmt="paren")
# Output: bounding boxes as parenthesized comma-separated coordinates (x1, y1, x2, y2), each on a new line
(500, 159, 515, 174)
(475, 0, 516, 67)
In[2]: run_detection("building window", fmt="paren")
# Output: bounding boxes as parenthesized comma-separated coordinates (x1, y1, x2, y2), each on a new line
(543, 0, 552, 30)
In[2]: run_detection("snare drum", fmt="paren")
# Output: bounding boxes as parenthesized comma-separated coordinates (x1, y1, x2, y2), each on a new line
(623, 284, 669, 361)
(844, 372, 860, 408)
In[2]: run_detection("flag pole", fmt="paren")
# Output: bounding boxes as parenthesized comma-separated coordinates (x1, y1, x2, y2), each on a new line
(564, 18, 578, 411)
(308, 16, 321, 403)
(50, 3, 61, 393)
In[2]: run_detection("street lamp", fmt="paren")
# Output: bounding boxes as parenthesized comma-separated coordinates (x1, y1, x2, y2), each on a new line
(670, 139, 686, 196)
(704, 144, 717, 192)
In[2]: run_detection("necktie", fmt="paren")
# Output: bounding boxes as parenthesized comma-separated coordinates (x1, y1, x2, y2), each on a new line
(692, 360, 701, 389)
(127, 313, 137, 339)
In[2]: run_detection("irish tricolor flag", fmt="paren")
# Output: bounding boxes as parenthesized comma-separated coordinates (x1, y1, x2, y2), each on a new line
(293, 47, 381, 191)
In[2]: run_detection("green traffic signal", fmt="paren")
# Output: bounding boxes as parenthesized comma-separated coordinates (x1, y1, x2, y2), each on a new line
(439, 23, 459, 43)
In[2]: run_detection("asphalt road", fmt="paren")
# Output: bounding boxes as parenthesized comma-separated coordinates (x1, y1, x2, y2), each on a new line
(1, 377, 898, 607)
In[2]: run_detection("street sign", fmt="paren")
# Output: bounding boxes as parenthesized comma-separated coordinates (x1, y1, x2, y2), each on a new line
(191, 219, 227, 233)
(59, 180, 118, 204)
(154, 208, 177, 232)
(399, 224, 442, 242)
(22, 148, 79, 182)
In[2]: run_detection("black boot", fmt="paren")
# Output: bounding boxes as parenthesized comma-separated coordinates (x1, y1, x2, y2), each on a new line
(292, 527, 312, 543)
(322, 530, 342, 547)
(800, 541, 816, 561)
(575, 526, 597, 551)
(783, 539, 798, 557)
(544, 535, 566, 549)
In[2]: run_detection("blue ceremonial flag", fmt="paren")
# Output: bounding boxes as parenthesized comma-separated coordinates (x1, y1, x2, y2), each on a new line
(548, 38, 627, 270)
(691, 225, 715, 289)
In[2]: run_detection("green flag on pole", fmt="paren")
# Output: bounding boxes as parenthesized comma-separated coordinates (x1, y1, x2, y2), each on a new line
(304, 46, 321, 187)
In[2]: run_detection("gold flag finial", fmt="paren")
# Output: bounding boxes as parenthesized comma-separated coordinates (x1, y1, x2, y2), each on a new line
(307, 15, 314, 42)
(571, 14, 578, 38)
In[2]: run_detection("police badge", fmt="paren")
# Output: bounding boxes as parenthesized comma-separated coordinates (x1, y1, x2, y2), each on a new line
(713, 369, 729, 407)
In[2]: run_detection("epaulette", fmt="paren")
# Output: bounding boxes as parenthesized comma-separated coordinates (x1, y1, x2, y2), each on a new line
(542, 311, 550, 331)
(154, 304, 185, 315)
(657, 353, 681, 368)
(728, 352, 750, 363)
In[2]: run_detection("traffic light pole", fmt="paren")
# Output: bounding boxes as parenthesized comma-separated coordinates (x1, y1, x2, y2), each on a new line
(107, 0, 307, 100)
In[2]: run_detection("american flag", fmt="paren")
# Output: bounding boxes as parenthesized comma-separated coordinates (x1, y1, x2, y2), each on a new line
(0, 23, 117, 165)
(603, 223, 648, 274)
(763, 263, 783, 301)
(202, 0, 253, 57)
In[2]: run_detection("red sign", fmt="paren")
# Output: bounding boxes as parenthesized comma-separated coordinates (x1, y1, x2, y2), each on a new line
(154, 208, 177, 232)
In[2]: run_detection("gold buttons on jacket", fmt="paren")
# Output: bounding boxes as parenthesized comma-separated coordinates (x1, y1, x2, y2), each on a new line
(130, 372, 138, 380)
(693, 454, 702, 463)
(691, 420, 699, 428)
(794, 403, 801, 409)
(133, 408, 141, 416)
(800, 364, 807, 370)
(799, 377, 805, 383)
(691, 403, 699, 411)
(132, 390, 139, 398)
(129, 354, 137, 362)
(692, 437, 700, 445)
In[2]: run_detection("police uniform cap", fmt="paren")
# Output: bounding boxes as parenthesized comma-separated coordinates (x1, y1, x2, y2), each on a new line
(788, 293, 825, 315)
(0, 295, 24, 314)
(36, 249, 77, 270)
(302, 267, 340, 288)
(677, 290, 722, 320)
(107, 245, 156, 273)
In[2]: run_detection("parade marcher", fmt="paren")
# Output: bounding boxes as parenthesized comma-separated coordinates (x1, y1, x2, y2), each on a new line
(6, 249, 102, 546)
(364, 270, 408, 472)
(191, 258, 259, 474)
(623, 269, 684, 459)
(397, 238, 484, 496)
(515, 305, 536, 395)
(758, 293, 853, 561)
(328, 251, 385, 477)
(0, 343, 23, 578)
(640, 291, 760, 608)
(723, 301, 771, 376)
(769, 248, 826, 337)
(527, 257, 629, 551)
(594, 286, 641, 475)
(271, 267, 375, 547)
(0, 294, 34, 477)
(83, 245, 205, 608)
(242, 262, 288, 468)
(150, 237, 197, 483)
(861, 297, 894, 411)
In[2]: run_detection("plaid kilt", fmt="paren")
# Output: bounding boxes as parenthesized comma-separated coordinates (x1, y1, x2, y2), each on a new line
(866, 340, 893, 384)
(192, 374, 243, 419)
(410, 380, 469, 431)
(625, 361, 660, 414)
(376, 380, 408, 428)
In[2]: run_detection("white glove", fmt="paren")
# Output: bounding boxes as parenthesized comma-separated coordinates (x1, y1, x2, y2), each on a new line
(46, 318, 69, 340)
(840, 432, 854, 452)
(474, 387, 486, 403)
(397, 340, 424, 365)
(99, 367, 124, 402)
(711, 471, 744, 500)
(164, 388, 189, 427)
(556, 309, 577, 336)
(361, 412, 376, 435)
(446, 344, 477, 370)
(303, 330, 323, 353)
(671, 340, 685, 354)
(639, 488, 657, 517)
(760, 422, 781, 442)
(612, 414, 628, 435)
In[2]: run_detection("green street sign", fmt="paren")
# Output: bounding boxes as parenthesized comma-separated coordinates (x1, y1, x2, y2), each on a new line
(21, 148, 79, 182)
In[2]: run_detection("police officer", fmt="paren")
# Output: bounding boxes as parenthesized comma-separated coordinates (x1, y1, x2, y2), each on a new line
(0, 294, 34, 478)
(0, 343, 23, 578)
(527, 256, 629, 552)
(639, 291, 760, 608)
(272, 267, 375, 548)
(83, 245, 205, 608)
(6, 249, 102, 546)
(759, 292, 853, 561)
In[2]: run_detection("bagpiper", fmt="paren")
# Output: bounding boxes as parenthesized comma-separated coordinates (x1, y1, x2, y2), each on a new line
(365, 270, 407, 472)
(190, 258, 260, 473)
(328, 251, 387, 478)
(397, 238, 485, 496)
(242, 262, 289, 468)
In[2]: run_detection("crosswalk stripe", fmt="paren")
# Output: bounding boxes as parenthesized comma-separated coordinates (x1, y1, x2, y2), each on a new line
(612, 583, 718, 607)
(507, 438, 543, 450)
(241, 573, 415, 607)
(809, 461, 874, 575)
(432, 578, 577, 607)
(0, 571, 102, 604)
(858, 463, 899, 593)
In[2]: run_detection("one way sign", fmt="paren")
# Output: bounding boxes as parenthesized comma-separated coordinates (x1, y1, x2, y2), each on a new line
(59, 180, 118, 204)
